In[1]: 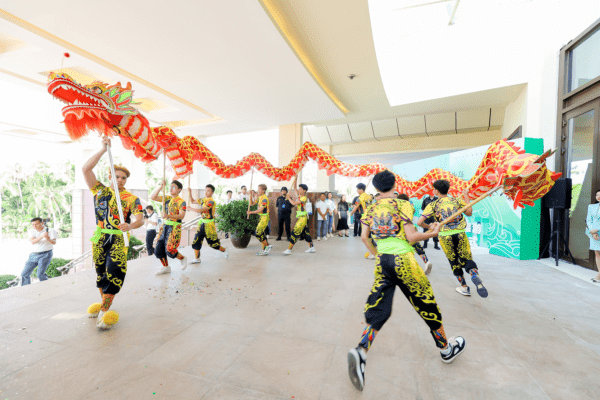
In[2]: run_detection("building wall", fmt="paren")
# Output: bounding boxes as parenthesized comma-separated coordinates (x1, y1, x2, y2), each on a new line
(502, 85, 528, 139)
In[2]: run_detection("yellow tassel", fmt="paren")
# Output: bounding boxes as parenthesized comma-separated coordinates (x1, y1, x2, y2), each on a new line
(102, 311, 119, 325)
(87, 303, 101, 315)
(364, 252, 370, 259)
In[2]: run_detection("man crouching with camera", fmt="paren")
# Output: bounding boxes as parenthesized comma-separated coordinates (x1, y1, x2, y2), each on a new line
(21, 217, 57, 285)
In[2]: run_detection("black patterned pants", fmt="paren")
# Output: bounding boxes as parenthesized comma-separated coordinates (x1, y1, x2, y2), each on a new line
(439, 232, 477, 278)
(93, 233, 127, 295)
(364, 253, 445, 347)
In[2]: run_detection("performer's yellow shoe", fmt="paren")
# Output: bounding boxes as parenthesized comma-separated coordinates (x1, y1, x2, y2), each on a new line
(96, 310, 119, 330)
(87, 303, 102, 318)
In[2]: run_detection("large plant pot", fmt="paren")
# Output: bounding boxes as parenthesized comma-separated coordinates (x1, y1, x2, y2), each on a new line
(231, 233, 252, 249)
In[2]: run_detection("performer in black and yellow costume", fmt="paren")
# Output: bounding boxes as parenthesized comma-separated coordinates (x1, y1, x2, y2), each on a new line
(247, 184, 273, 256)
(347, 171, 466, 392)
(188, 184, 228, 264)
(398, 193, 433, 275)
(150, 180, 187, 274)
(283, 177, 315, 255)
(82, 137, 144, 330)
(418, 179, 488, 298)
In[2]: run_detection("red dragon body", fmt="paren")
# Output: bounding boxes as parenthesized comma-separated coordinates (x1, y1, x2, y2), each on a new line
(47, 72, 560, 208)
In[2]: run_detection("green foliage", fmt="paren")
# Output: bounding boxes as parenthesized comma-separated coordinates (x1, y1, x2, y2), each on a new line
(127, 235, 144, 260)
(1, 161, 74, 238)
(0, 275, 17, 290)
(214, 200, 259, 237)
(570, 183, 583, 217)
(32, 257, 71, 279)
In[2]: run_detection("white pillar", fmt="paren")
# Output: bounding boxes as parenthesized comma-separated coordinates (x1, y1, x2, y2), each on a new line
(278, 124, 302, 188)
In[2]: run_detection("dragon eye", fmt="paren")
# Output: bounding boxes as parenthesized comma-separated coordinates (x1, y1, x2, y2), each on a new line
(92, 86, 102, 94)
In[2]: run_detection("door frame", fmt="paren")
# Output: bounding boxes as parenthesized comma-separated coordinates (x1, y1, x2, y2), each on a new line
(556, 17, 600, 270)
(560, 100, 600, 269)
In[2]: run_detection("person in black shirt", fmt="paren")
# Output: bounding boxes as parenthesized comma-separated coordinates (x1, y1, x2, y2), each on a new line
(276, 186, 292, 240)
(421, 194, 440, 249)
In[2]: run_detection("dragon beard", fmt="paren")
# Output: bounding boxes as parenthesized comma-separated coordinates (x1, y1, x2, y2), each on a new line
(63, 109, 113, 140)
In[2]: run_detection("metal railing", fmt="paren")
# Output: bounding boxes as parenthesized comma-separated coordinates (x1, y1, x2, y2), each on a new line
(5, 216, 204, 289)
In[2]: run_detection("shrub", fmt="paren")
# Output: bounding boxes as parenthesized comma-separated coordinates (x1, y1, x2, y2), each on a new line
(127, 235, 144, 260)
(0, 275, 17, 290)
(214, 200, 259, 237)
(32, 257, 71, 278)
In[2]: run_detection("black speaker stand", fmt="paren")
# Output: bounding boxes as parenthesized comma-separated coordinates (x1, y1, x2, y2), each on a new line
(539, 208, 577, 266)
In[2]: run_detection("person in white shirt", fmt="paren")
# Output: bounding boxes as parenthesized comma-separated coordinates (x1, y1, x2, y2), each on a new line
(315, 193, 329, 241)
(21, 217, 57, 286)
(325, 192, 336, 238)
(238, 186, 250, 201)
(145, 205, 159, 256)
(224, 190, 234, 204)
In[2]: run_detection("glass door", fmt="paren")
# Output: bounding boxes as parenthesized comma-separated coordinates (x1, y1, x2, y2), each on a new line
(563, 100, 600, 268)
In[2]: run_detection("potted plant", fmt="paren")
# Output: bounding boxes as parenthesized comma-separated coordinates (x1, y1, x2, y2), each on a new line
(215, 200, 259, 249)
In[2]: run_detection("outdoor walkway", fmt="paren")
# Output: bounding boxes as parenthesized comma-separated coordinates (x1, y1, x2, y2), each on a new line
(1, 236, 599, 399)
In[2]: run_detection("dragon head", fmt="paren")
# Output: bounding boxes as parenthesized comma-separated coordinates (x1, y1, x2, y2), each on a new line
(47, 72, 138, 140)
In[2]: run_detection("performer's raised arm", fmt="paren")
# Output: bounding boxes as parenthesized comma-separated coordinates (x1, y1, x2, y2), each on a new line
(150, 180, 166, 202)
(82, 136, 110, 190)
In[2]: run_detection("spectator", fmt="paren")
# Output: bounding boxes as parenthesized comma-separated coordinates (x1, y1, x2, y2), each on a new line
(238, 186, 250, 201)
(21, 217, 57, 286)
(145, 205, 158, 256)
(326, 192, 336, 238)
(588, 189, 600, 283)
(421, 193, 440, 249)
(337, 195, 350, 237)
(224, 190, 234, 204)
(276, 186, 292, 241)
(316, 193, 329, 241)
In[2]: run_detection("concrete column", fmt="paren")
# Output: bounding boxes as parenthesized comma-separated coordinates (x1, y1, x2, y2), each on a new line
(278, 124, 302, 189)
(315, 145, 333, 192)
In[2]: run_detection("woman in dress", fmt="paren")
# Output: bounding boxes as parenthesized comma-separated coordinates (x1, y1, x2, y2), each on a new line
(588, 189, 600, 282)
(337, 195, 350, 237)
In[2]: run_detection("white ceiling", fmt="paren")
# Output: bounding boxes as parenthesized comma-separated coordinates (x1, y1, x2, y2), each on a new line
(0, 0, 344, 138)
(305, 107, 505, 145)
(369, 0, 600, 106)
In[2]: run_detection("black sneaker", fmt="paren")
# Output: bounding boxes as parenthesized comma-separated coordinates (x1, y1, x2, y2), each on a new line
(347, 347, 366, 391)
(441, 336, 466, 364)
(276, 237, 282, 241)
(434, 245, 440, 250)
(470, 274, 488, 298)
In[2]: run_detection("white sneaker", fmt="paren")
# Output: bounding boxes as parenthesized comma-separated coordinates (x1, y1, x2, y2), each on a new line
(155, 266, 171, 275)
(367, 254, 375, 260)
(224, 248, 229, 258)
(324, 237, 328, 241)
(283, 249, 292, 255)
(256, 250, 266, 256)
(424, 261, 433, 275)
(264, 245, 273, 255)
(180, 256, 188, 270)
(96, 311, 108, 329)
(317, 237, 321, 241)
(348, 347, 366, 391)
(189, 258, 201, 264)
(305, 247, 316, 253)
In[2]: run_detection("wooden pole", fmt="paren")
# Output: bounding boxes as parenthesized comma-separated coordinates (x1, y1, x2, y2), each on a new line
(247, 167, 254, 219)
(106, 144, 129, 248)
(439, 185, 502, 228)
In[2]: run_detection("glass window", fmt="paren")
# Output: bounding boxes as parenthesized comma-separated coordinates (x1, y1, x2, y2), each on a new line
(566, 26, 600, 93)
(566, 110, 594, 262)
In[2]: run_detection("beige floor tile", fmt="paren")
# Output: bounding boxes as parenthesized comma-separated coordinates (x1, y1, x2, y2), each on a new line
(0, 330, 67, 379)
(201, 382, 289, 400)
(220, 333, 335, 398)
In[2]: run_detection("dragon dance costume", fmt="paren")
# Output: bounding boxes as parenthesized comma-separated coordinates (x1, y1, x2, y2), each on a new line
(288, 195, 313, 248)
(155, 195, 186, 265)
(421, 196, 487, 297)
(192, 197, 225, 257)
(88, 181, 142, 325)
(358, 198, 447, 349)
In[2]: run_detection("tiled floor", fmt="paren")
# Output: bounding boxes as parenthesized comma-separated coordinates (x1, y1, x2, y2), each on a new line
(1, 236, 599, 399)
